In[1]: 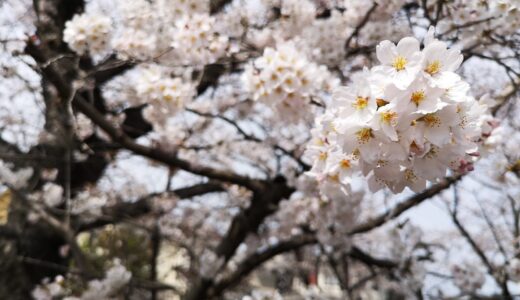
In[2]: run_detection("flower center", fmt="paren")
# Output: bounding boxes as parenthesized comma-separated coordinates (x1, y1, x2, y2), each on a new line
(410, 90, 425, 106)
(328, 173, 340, 182)
(420, 113, 441, 127)
(380, 111, 398, 125)
(356, 128, 373, 143)
(164, 94, 174, 102)
(340, 159, 351, 169)
(353, 96, 369, 110)
(392, 55, 407, 71)
(410, 141, 421, 154)
(318, 151, 328, 161)
(404, 169, 418, 182)
(425, 60, 441, 75)
(425, 146, 439, 159)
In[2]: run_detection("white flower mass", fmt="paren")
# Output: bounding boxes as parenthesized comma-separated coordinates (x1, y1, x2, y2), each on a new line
(243, 42, 338, 123)
(4, 0, 520, 298)
(306, 29, 496, 196)
(63, 13, 111, 55)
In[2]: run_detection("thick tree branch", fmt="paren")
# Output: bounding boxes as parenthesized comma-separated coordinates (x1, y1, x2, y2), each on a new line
(72, 96, 262, 191)
(210, 234, 317, 297)
(0, 226, 19, 239)
(184, 178, 294, 300)
(210, 236, 399, 298)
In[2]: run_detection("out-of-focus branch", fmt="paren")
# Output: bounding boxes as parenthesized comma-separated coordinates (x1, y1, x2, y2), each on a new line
(209, 0, 232, 14)
(0, 226, 19, 239)
(350, 175, 462, 235)
(9, 187, 96, 278)
(208, 175, 464, 297)
(26, 25, 261, 190)
(349, 246, 398, 269)
(345, 2, 378, 49)
(73, 96, 262, 191)
(87, 55, 135, 85)
(210, 236, 400, 298)
(210, 234, 317, 297)
(187, 108, 309, 170)
(185, 178, 294, 300)
(77, 181, 225, 231)
(450, 185, 512, 300)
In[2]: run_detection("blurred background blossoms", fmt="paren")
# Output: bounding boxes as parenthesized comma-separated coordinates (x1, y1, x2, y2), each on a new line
(0, 0, 519, 299)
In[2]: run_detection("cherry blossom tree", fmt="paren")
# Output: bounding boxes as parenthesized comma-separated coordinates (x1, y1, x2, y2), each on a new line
(0, 0, 519, 299)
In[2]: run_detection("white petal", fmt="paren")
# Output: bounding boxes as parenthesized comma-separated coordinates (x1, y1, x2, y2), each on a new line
(376, 40, 397, 65)
(396, 37, 420, 59)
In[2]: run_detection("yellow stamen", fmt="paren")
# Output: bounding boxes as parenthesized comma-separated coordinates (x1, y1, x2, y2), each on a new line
(425, 145, 439, 159)
(410, 90, 425, 106)
(425, 60, 441, 75)
(352, 149, 360, 159)
(420, 113, 441, 128)
(353, 96, 369, 110)
(392, 55, 407, 71)
(404, 169, 418, 182)
(356, 128, 373, 143)
(377, 160, 388, 167)
(380, 111, 398, 125)
(340, 159, 351, 169)
(330, 122, 338, 133)
(319, 151, 328, 161)
(329, 174, 340, 182)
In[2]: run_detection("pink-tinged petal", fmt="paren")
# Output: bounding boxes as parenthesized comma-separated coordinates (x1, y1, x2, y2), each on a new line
(376, 40, 397, 65)
(424, 26, 437, 46)
(332, 86, 355, 102)
(423, 41, 446, 60)
(434, 72, 461, 89)
(383, 142, 407, 160)
(444, 49, 463, 72)
(425, 124, 451, 146)
(368, 173, 386, 192)
(393, 70, 416, 89)
(414, 157, 447, 181)
(396, 37, 420, 58)
(382, 123, 399, 141)
(407, 51, 425, 68)
(375, 163, 401, 179)
(409, 177, 427, 193)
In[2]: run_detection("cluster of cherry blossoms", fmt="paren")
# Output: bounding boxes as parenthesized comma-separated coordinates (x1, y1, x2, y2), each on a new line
(307, 29, 498, 196)
(63, 13, 111, 55)
(171, 14, 229, 66)
(243, 42, 337, 122)
(62, 0, 230, 64)
(136, 65, 195, 129)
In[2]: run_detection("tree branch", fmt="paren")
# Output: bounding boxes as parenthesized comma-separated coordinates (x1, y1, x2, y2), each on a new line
(350, 175, 462, 235)
(77, 182, 225, 231)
